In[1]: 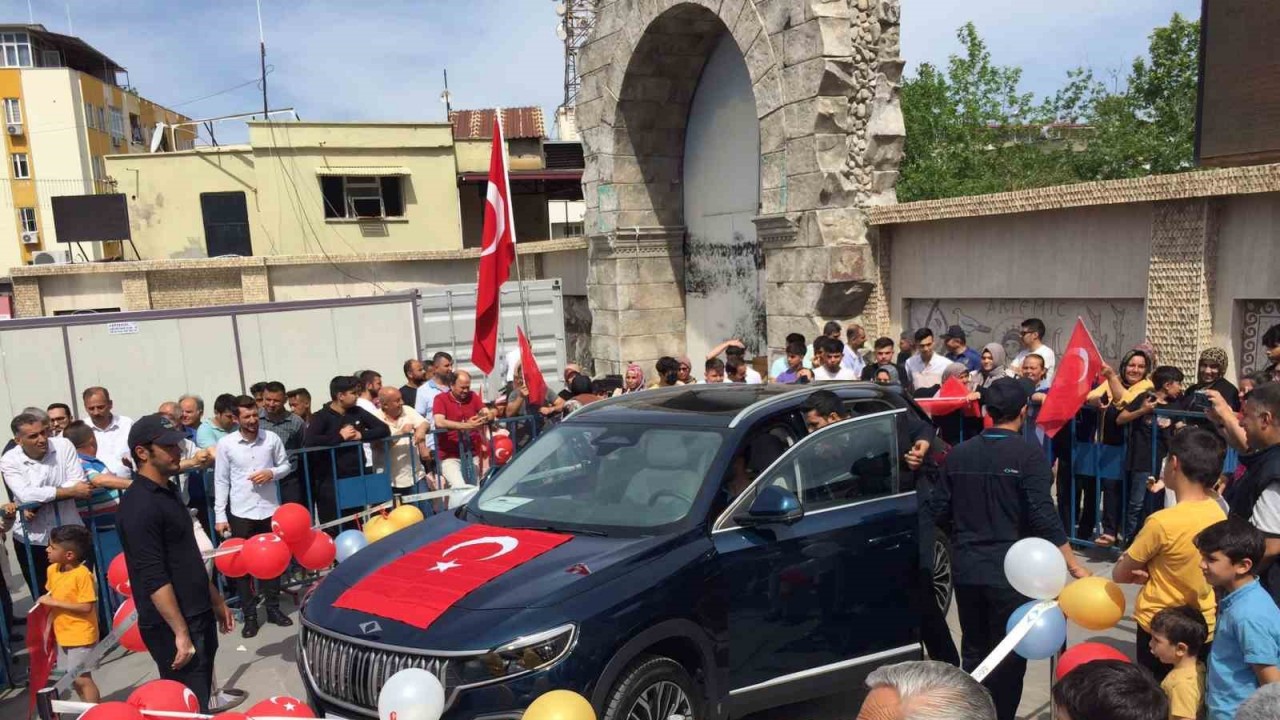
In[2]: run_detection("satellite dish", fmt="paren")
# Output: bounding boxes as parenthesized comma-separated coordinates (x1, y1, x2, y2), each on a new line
(556, 22, 568, 40)
(555, 2, 566, 16)
(150, 122, 166, 153)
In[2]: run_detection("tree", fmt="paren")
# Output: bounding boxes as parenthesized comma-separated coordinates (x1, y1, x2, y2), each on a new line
(897, 14, 1201, 202)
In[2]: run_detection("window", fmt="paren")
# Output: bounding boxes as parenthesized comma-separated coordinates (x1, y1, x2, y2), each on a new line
(97, 107, 105, 131)
(91, 156, 105, 181)
(0, 33, 31, 68)
(84, 102, 95, 130)
(19, 207, 36, 233)
(3, 98, 20, 126)
(732, 413, 900, 517)
(108, 106, 125, 140)
(320, 175, 405, 219)
(129, 113, 143, 144)
(11, 152, 28, 179)
(39, 50, 61, 67)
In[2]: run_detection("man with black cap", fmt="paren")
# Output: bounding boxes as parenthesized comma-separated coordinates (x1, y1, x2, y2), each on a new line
(116, 414, 235, 712)
(943, 325, 982, 374)
(931, 377, 1090, 720)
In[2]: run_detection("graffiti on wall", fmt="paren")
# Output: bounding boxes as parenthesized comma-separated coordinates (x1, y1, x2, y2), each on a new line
(905, 298, 1146, 364)
(1240, 299, 1280, 374)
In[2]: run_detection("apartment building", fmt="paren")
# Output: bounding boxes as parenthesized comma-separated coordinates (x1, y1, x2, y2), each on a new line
(0, 24, 192, 271)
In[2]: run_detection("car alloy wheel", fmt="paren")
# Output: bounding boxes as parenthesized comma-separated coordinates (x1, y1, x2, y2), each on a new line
(933, 535, 954, 614)
(603, 655, 702, 720)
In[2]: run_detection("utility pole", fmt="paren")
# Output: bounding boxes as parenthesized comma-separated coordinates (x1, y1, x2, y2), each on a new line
(256, 0, 268, 120)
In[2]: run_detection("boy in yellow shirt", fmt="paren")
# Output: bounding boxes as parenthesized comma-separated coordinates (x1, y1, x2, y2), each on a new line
(1113, 427, 1227, 681)
(1149, 606, 1208, 720)
(39, 524, 100, 702)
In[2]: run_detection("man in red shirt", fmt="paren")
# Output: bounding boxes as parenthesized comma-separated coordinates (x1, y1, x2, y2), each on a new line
(432, 371, 490, 490)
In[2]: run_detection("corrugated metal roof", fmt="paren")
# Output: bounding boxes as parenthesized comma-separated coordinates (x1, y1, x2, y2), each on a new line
(315, 166, 411, 177)
(449, 107, 546, 140)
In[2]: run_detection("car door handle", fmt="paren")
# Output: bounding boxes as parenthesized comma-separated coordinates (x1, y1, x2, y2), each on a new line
(867, 531, 912, 549)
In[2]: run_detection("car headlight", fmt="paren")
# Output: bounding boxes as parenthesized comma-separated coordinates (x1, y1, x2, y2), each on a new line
(455, 624, 576, 688)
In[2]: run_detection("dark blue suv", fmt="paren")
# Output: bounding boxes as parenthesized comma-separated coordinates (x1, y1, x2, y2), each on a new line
(298, 383, 951, 720)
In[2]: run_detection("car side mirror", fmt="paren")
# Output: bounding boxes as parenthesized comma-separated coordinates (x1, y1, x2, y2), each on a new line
(734, 485, 804, 527)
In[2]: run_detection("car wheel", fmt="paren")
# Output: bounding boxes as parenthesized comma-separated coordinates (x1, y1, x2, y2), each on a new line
(602, 654, 702, 720)
(933, 532, 954, 615)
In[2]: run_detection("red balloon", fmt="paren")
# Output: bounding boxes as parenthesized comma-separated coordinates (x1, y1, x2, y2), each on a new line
(112, 598, 145, 653)
(107, 553, 132, 597)
(1055, 642, 1131, 680)
(214, 538, 248, 579)
(293, 530, 336, 571)
(127, 679, 200, 715)
(79, 702, 145, 720)
(272, 503, 314, 546)
(241, 532, 292, 580)
(492, 435, 515, 465)
(247, 696, 316, 718)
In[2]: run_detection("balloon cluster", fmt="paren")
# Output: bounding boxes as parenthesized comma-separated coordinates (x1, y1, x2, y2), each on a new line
(1002, 538, 1127, 662)
(213, 504, 336, 584)
(332, 504, 426, 562)
(376, 668, 594, 720)
(75, 680, 316, 720)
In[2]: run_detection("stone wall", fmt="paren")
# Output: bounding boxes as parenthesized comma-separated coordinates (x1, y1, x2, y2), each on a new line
(577, 0, 905, 374)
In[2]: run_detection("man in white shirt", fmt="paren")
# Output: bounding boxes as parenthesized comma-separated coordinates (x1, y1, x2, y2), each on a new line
(377, 387, 430, 494)
(813, 337, 858, 381)
(212, 395, 292, 638)
(0, 411, 92, 598)
(1009, 317, 1057, 382)
(904, 328, 952, 391)
(842, 324, 868, 377)
(83, 386, 133, 477)
(708, 340, 763, 384)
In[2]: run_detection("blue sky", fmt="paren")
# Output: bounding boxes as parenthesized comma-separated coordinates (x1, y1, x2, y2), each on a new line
(40, 0, 1200, 143)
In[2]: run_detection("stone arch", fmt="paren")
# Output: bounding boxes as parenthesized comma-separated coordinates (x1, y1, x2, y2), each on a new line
(579, 0, 905, 375)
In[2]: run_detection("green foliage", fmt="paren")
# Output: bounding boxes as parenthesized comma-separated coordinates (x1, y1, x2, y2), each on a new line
(897, 14, 1200, 202)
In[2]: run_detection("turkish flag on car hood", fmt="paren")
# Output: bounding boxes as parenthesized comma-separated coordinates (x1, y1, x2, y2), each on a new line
(333, 524, 570, 629)
(1036, 317, 1103, 438)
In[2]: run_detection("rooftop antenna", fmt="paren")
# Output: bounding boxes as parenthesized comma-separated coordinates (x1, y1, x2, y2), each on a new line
(556, 0, 597, 110)
(256, 0, 269, 121)
(26, 0, 33, 24)
(65, 2, 73, 35)
(440, 68, 452, 117)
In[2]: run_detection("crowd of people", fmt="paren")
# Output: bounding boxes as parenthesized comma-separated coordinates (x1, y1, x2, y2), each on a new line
(2, 318, 1280, 718)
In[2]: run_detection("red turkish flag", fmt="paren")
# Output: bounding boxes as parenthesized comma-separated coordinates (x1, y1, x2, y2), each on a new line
(470, 117, 517, 374)
(916, 376, 975, 417)
(1037, 317, 1103, 438)
(333, 525, 569, 629)
(517, 326, 548, 406)
(26, 604, 54, 717)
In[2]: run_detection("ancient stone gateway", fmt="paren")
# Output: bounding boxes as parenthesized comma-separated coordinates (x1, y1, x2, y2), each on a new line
(578, 0, 905, 376)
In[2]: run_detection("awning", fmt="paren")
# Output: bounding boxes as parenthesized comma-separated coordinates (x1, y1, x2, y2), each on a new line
(458, 169, 582, 183)
(315, 166, 411, 177)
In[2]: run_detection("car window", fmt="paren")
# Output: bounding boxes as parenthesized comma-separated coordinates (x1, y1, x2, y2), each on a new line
(791, 414, 898, 510)
(472, 423, 726, 533)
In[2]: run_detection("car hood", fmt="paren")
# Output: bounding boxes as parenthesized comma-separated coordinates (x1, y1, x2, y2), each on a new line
(303, 513, 675, 645)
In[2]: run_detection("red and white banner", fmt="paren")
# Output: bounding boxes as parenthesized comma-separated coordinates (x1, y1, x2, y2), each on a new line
(1037, 317, 1103, 438)
(26, 604, 54, 717)
(917, 376, 979, 417)
(470, 117, 517, 374)
(333, 525, 570, 629)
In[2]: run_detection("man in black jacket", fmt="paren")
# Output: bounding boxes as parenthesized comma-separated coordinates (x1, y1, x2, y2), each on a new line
(931, 377, 1089, 720)
(303, 375, 390, 529)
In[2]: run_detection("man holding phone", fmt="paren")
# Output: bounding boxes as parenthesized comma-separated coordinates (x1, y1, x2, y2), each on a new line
(433, 371, 491, 491)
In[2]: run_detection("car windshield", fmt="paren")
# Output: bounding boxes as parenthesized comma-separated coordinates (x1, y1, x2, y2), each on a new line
(471, 423, 726, 533)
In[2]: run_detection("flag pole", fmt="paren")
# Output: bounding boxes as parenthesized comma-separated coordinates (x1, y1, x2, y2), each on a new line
(498, 109, 533, 339)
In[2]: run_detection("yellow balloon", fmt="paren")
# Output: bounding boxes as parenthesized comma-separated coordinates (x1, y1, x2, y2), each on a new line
(523, 690, 596, 720)
(388, 504, 425, 529)
(364, 516, 398, 544)
(1059, 576, 1126, 631)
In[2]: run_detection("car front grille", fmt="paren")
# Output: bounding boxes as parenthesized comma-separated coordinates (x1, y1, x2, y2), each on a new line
(301, 624, 453, 715)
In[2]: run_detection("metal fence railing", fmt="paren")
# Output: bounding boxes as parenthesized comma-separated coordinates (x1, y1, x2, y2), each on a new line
(0, 414, 543, 689)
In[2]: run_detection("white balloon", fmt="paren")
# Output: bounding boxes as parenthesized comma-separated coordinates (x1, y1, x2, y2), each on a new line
(1004, 537, 1068, 600)
(379, 668, 446, 720)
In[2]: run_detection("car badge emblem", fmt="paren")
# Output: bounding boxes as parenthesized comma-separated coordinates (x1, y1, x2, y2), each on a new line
(567, 563, 591, 576)
(360, 621, 382, 635)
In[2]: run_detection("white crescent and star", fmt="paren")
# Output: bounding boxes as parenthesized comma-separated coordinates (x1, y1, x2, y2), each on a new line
(430, 536, 519, 573)
(183, 688, 198, 711)
(480, 183, 507, 258)
(1070, 348, 1091, 384)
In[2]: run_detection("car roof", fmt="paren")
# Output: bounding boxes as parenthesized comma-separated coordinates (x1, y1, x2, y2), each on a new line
(566, 382, 912, 429)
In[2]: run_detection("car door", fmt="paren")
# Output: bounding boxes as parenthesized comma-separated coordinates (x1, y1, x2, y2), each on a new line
(712, 409, 920, 706)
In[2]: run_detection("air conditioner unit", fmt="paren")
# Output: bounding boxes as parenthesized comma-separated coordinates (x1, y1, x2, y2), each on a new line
(20, 231, 38, 245)
(6, 124, 22, 136)
(31, 249, 69, 265)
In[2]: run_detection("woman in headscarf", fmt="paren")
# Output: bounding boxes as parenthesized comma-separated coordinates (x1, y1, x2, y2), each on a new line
(1090, 347, 1154, 547)
(1188, 346, 1240, 412)
(613, 363, 646, 396)
(930, 362, 981, 446)
(676, 356, 696, 385)
(975, 342, 1009, 389)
